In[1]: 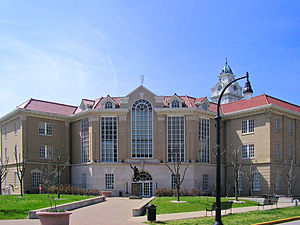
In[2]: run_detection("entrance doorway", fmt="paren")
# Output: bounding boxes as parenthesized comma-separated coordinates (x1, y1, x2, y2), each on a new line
(133, 171, 153, 197)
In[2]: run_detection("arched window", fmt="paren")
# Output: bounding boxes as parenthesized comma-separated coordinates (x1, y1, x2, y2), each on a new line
(131, 99, 153, 158)
(104, 101, 113, 109)
(171, 100, 180, 108)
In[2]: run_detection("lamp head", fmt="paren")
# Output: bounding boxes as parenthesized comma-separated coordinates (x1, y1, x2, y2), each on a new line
(243, 72, 253, 99)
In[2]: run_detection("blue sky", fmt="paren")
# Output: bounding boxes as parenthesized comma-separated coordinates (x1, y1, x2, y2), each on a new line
(0, 1, 299, 117)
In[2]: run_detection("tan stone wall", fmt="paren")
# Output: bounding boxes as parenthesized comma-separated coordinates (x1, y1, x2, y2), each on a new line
(71, 120, 81, 164)
(1, 117, 22, 164)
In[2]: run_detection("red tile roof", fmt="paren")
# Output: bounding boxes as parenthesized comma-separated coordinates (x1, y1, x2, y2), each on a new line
(18, 99, 77, 116)
(219, 94, 300, 114)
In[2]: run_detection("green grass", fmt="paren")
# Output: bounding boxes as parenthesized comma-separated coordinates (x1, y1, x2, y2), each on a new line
(150, 197, 258, 214)
(0, 194, 94, 220)
(150, 206, 300, 224)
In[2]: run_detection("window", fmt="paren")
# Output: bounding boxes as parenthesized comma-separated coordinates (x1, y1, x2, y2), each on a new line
(131, 99, 153, 158)
(202, 103, 208, 110)
(199, 118, 210, 163)
(81, 173, 86, 189)
(275, 117, 279, 133)
(32, 172, 41, 189)
(289, 146, 293, 160)
(104, 101, 113, 109)
(242, 144, 254, 159)
(14, 172, 18, 188)
(203, 174, 209, 191)
(39, 145, 53, 159)
(14, 122, 17, 135)
(171, 174, 180, 189)
(275, 144, 280, 159)
(39, 122, 53, 135)
(288, 120, 293, 136)
(238, 172, 242, 191)
(101, 117, 118, 162)
(241, 119, 254, 134)
(5, 148, 8, 160)
(5, 175, 7, 187)
(168, 116, 185, 162)
(275, 171, 280, 191)
(81, 118, 89, 163)
(4, 126, 7, 139)
(105, 174, 114, 190)
(171, 100, 180, 108)
(253, 171, 261, 191)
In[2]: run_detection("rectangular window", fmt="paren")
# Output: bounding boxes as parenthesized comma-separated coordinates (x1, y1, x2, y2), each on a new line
(14, 122, 17, 135)
(241, 119, 254, 134)
(199, 118, 210, 163)
(275, 117, 279, 133)
(39, 145, 53, 159)
(14, 172, 18, 188)
(5, 175, 7, 187)
(171, 174, 180, 189)
(5, 148, 8, 160)
(288, 121, 293, 136)
(242, 144, 255, 159)
(81, 173, 86, 189)
(238, 173, 242, 191)
(203, 174, 209, 191)
(167, 116, 185, 162)
(105, 174, 114, 190)
(39, 122, 53, 135)
(4, 126, 7, 139)
(81, 119, 89, 163)
(275, 144, 280, 159)
(289, 146, 293, 160)
(101, 117, 118, 162)
(275, 171, 280, 191)
(253, 172, 261, 191)
(32, 172, 41, 189)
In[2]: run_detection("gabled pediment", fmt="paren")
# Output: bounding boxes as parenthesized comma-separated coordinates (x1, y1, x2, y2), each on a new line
(126, 85, 157, 98)
(100, 95, 118, 109)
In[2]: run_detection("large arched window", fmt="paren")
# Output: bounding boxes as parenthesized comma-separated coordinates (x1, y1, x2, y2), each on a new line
(131, 99, 153, 158)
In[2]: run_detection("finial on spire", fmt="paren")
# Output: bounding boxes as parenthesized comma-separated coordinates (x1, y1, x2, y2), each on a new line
(140, 75, 144, 85)
(225, 57, 228, 65)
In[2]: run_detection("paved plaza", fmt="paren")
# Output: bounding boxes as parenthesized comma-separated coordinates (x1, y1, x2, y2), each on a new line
(0, 197, 297, 225)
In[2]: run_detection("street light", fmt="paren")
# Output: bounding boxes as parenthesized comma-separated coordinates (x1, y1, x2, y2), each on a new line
(214, 72, 253, 225)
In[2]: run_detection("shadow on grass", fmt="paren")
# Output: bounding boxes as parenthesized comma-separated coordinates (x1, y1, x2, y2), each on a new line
(0, 209, 28, 219)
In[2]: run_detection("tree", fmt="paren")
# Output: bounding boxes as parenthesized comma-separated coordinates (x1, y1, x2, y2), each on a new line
(245, 162, 255, 197)
(14, 146, 27, 197)
(164, 151, 189, 202)
(53, 145, 69, 199)
(0, 158, 9, 195)
(227, 144, 242, 201)
(284, 160, 296, 197)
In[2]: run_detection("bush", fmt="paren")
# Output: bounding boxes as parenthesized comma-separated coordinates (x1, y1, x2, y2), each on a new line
(47, 184, 100, 196)
(154, 188, 175, 197)
(155, 188, 204, 197)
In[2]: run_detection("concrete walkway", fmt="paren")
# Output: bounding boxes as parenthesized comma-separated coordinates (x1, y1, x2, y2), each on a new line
(0, 197, 296, 225)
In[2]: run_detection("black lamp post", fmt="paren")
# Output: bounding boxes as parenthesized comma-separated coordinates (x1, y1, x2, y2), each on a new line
(214, 72, 253, 225)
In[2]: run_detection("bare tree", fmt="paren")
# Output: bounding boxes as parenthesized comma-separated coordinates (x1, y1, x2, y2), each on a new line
(14, 147, 27, 197)
(53, 144, 69, 199)
(0, 158, 9, 195)
(245, 162, 255, 197)
(270, 169, 280, 195)
(41, 164, 55, 192)
(284, 160, 296, 197)
(227, 144, 242, 201)
(164, 151, 189, 202)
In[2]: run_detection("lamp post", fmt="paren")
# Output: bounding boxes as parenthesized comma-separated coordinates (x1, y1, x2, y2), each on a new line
(214, 72, 253, 225)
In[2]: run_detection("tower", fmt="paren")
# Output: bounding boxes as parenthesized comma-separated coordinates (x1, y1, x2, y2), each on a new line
(211, 59, 243, 104)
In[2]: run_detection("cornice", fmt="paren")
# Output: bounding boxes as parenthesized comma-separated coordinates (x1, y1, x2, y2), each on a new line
(154, 108, 215, 118)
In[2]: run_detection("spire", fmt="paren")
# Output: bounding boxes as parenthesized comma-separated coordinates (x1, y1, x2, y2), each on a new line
(221, 58, 233, 74)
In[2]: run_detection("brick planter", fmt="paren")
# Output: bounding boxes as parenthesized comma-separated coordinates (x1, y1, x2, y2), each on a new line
(37, 211, 72, 225)
(101, 191, 112, 197)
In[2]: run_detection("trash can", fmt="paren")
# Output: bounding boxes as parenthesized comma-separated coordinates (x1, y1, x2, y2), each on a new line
(147, 204, 157, 222)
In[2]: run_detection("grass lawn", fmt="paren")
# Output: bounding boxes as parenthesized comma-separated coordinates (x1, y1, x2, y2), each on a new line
(150, 206, 300, 224)
(151, 197, 258, 214)
(0, 194, 94, 220)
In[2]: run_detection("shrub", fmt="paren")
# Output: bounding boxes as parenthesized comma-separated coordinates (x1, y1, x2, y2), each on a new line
(46, 184, 100, 196)
(154, 188, 175, 197)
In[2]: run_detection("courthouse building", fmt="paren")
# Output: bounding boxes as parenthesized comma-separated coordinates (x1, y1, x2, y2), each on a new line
(1, 62, 300, 197)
